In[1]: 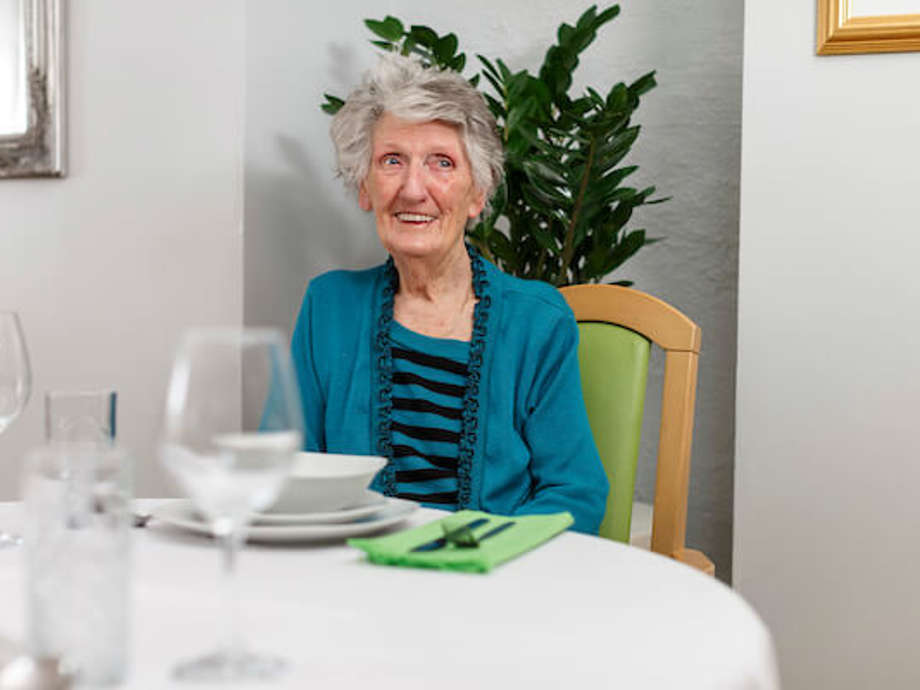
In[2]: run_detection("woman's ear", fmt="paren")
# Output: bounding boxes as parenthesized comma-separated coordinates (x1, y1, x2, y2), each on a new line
(467, 188, 486, 219)
(358, 182, 372, 212)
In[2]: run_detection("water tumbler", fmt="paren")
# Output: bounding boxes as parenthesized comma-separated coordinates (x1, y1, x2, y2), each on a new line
(21, 443, 132, 685)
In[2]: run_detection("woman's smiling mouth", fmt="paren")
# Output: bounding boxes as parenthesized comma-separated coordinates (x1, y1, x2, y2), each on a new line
(395, 212, 436, 224)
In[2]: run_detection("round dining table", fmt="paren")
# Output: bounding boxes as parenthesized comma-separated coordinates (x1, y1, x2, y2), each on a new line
(0, 501, 779, 689)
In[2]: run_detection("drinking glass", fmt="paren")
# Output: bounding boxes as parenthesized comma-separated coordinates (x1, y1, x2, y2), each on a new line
(0, 311, 32, 548)
(22, 443, 132, 686)
(45, 388, 117, 443)
(159, 328, 303, 681)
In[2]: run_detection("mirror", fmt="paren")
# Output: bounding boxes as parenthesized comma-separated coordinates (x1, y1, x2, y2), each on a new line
(0, 0, 64, 178)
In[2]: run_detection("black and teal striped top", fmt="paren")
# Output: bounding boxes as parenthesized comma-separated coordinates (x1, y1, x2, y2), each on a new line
(388, 321, 469, 509)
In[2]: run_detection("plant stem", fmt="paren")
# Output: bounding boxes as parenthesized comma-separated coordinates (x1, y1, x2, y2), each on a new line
(534, 247, 547, 281)
(562, 136, 596, 285)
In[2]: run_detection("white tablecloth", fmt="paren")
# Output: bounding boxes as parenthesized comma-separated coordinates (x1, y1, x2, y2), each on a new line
(0, 501, 780, 689)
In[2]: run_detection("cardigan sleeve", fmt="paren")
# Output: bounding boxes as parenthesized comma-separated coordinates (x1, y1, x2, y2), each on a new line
(512, 306, 609, 535)
(291, 282, 326, 452)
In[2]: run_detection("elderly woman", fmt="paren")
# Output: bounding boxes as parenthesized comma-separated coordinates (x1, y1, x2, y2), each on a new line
(292, 53, 608, 534)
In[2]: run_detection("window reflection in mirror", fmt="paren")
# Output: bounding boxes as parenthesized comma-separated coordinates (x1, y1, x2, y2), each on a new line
(0, 0, 27, 136)
(0, 0, 64, 178)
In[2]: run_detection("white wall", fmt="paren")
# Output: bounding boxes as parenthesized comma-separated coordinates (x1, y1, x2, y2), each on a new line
(245, 0, 744, 579)
(736, 1, 920, 688)
(0, 1, 245, 498)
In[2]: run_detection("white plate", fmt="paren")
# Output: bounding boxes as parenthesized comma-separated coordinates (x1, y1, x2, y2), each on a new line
(149, 498, 418, 543)
(252, 490, 387, 525)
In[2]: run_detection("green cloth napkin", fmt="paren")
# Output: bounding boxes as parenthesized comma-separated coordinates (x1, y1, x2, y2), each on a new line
(348, 510, 573, 573)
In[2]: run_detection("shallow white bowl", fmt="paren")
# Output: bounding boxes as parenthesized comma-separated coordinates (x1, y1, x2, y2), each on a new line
(267, 452, 387, 514)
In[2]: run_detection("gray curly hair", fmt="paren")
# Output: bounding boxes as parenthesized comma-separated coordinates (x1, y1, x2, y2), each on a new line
(330, 52, 504, 215)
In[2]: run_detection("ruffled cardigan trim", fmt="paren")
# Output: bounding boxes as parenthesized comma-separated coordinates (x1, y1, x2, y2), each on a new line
(371, 244, 490, 507)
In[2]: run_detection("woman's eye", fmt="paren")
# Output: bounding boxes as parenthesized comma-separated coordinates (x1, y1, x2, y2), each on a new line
(382, 155, 400, 166)
(433, 156, 454, 169)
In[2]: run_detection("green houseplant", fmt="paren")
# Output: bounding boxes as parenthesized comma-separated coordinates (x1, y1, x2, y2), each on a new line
(322, 4, 665, 287)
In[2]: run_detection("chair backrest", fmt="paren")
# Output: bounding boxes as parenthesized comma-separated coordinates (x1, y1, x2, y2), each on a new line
(561, 284, 713, 575)
(576, 321, 650, 543)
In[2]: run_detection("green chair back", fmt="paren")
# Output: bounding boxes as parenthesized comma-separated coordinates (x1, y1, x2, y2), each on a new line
(576, 322, 650, 543)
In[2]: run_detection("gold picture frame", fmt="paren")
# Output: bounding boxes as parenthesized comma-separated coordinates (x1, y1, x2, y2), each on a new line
(817, 0, 920, 54)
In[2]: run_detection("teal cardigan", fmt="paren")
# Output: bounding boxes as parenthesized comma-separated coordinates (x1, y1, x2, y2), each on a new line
(290, 255, 608, 534)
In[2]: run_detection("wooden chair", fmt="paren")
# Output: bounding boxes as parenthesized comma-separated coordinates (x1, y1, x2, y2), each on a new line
(560, 284, 714, 576)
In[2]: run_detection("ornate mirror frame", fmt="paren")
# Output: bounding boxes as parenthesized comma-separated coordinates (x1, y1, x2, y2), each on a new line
(817, 0, 920, 54)
(0, 0, 65, 178)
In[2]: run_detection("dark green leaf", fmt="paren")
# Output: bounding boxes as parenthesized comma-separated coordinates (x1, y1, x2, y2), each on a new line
(364, 16, 404, 42)
(476, 54, 501, 79)
(523, 158, 568, 186)
(483, 93, 506, 118)
(505, 105, 529, 134)
(487, 181, 508, 221)
(575, 6, 598, 31)
(468, 73, 480, 87)
(481, 70, 505, 99)
(585, 87, 605, 107)
(557, 23, 575, 46)
(435, 33, 459, 62)
(605, 82, 630, 111)
(400, 37, 416, 57)
(628, 70, 657, 98)
(596, 5, 622, 25)
(532, 223, 560, 254)
(533, 153, 572, 181)
(451, 53, 466, 72)
(505, 131, 531, 160)
(632, 185, 658, 204)
(572, 27, 598, 55)
(600, 186, 638, 206)
(408, 25, 439, 47)
(467, 219, 488, 242)
(594, 127, 640, 170)
(527, 76, 553, 111)
(583, 167, 638, 207)
(320, 94, 344, 115)
(607, 200, 635, 229)
(488, 230, 519, 266)
(542, 125, 590, 145)
(522, 173, 571, 207)
(603, 229, 646, 274)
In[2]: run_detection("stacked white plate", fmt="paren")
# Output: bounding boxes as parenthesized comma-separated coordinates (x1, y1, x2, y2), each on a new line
(149, 491, 417, 543)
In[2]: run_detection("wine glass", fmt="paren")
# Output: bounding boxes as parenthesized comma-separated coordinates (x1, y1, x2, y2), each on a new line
(0, 311, 32, 548)
(160, 328, 303, 681)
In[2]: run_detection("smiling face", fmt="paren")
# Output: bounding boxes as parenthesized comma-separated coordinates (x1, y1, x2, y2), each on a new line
(359, 113, 485, 263)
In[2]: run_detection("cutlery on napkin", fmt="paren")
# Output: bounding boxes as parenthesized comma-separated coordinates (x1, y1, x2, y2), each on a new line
(348, 510, 573, 573)
(411, 517, 489, 552)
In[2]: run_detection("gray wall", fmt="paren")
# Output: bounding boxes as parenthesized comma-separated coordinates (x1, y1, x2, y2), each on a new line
(0, 0, 244, 499)
(245, 1, 744, 579)
(737, 0, 920, 687)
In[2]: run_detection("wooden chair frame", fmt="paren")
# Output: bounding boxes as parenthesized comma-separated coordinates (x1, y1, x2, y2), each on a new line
(561, 284, 714, 575)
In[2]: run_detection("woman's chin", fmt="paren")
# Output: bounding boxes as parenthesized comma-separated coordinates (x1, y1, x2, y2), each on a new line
(382, 231, 462, 262)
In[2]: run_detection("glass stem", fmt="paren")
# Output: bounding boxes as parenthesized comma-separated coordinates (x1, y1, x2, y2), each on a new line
(219, 529, 245, 659)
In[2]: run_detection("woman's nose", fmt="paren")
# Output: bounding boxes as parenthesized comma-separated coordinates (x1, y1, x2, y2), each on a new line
(398, 163, 427, 201)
